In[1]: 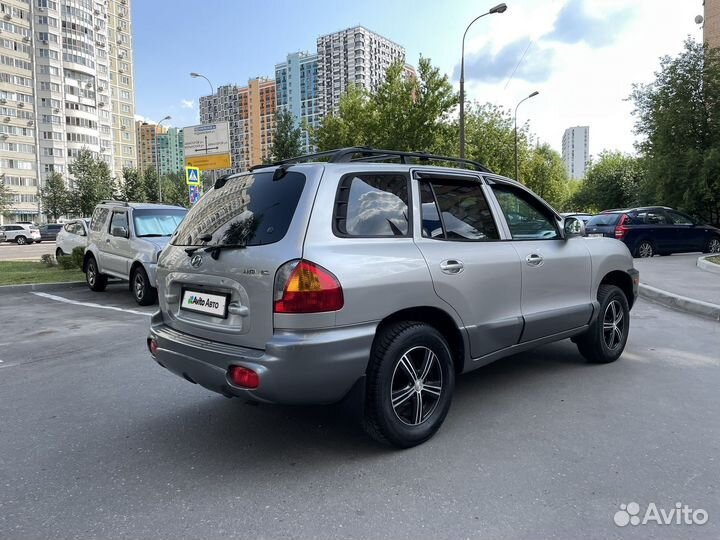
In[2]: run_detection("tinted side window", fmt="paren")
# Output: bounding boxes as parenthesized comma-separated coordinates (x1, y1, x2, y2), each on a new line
(637, 210, 668, 225)
(420, 181, 499, 241)
(491, 184, 560, 240)
(666, 210, 693, 225)
(91, 207, 110, 233)
(335, 174, 409, 237)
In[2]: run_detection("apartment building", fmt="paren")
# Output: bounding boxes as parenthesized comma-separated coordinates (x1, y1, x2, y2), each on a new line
(134, 120, 164, 173)
(561, 126, 590, 180)
(0, 0, 136, 224)
(275, 51, 319, 153)
(316, 26, 405, 115)
(199, 77, 275, 173)
(157, 126, 183, 176)
(706, 0, 720, 49)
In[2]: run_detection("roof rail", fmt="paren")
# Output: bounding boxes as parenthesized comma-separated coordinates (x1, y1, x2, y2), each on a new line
(249, 147, 493, 173)
(99, 200, 129, 206)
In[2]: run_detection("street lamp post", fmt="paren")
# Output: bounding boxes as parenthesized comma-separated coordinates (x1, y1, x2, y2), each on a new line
(155, 115, 171, 202)
(190, 72, 216, 190)
(514, 91, 539, 181)
(459, 3, 507, 159)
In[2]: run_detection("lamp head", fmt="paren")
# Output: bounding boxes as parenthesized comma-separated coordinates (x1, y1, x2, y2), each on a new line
(190, 72, 200, 78)
(529, 91, 539, 98)
(489, 3, 507, 14)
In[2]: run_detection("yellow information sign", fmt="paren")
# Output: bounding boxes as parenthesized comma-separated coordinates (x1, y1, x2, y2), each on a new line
(185, 166, 200, 186)
(185, 153, 231, 171)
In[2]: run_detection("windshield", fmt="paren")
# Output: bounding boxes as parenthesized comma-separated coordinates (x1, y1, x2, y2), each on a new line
(133, 208, 187, 237)
(586, 214, 621, 226)
(170, 171, 306, 247)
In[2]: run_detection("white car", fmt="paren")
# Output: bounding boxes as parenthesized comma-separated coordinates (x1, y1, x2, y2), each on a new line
(55, 220, 90, 257)
(0, 224, 41, 245)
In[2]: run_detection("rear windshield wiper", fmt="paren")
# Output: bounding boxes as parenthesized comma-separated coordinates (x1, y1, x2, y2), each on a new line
(203, 243, 247, 260)
(137, 233, 169, 237)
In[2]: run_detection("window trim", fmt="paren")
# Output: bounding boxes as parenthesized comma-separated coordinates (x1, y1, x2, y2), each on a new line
(108, 210, 129, 237)
(332, 171, 413, 239)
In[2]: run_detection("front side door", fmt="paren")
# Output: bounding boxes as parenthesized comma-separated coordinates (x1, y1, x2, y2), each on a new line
(103, 210, 132, 277)
(488, 181, 592, 343)
(412, 172, 523, 359)
(665, 209, 703, 252)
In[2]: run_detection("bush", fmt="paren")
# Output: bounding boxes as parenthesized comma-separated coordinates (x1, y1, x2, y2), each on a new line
(70, 246, 85, 270)
(57, 255, 76, 270)
(40, 254, 56, 267)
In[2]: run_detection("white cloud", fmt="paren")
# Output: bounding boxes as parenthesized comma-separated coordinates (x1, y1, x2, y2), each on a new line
(180, 99, 194, 109)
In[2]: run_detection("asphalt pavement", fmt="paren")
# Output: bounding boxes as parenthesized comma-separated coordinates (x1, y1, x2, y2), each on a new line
(0, 287, 718, 539)
(0, 240, 57, 261)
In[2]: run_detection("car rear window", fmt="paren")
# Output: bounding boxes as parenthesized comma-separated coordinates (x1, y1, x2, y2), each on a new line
(586, 214, 621, 226)
(170, 171, 306, 247)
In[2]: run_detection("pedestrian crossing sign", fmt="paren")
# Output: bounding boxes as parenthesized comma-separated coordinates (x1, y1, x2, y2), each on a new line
(185, 166, 200, 186)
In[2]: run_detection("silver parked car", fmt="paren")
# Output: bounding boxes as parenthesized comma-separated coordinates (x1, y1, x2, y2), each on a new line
(84, 201, 188, 305)
(55, 219, 90, 257)
(0, 224, 41, 245)
(147, 148, 639, 448)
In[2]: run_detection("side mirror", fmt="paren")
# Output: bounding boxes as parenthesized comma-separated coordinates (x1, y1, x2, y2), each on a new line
(562, 216, 585, 239)
(111, 226, 129, 238)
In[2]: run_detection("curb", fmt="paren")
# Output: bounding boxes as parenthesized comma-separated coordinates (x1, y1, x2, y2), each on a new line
(697, 255, 720, 275)
(639, 283, 720, 321)
(0, 281, 85, 293)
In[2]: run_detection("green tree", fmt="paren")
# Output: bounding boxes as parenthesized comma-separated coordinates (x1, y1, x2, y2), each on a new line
(142, 166, 160, 202)
(67, 149, 115, 217)
(270, 109, 303, 160)
(40, 172, 69, 221)
(0, 180, 14, 218)
(523, 143, 570, 210)
(119, 168, 145, 202)
(571, 152, 645, 212)
(630, 39, 720, 225)
(160, 171, 190, 208)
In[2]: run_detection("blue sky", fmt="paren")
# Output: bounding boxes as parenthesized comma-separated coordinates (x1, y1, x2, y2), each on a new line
(133, 0, 704, 155)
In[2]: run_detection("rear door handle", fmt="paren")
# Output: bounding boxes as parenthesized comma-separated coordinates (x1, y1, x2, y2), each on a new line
(440, 259, 464, 274)
(525, 254, 544, 267)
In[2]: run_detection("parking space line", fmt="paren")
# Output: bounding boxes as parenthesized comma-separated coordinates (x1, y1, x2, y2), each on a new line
(31, 292, 151, 316)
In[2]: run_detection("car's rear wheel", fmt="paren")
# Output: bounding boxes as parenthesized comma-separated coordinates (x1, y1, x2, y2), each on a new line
(363, 322, 455, 448)
(55, 248, 64, 258)
(575, 284, 630, 364)
(85, 255, 108, 292)
(634, 240, 654, 258)
(15, 236, 27, 245)
(131, 266, 157, 306)
(704, 236, 720, 254)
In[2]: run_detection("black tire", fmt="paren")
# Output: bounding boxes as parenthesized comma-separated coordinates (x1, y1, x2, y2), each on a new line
(15, 236, 27, 245)
(634, 239, 655, 258)
(36, 240, 42, 244)
(85, 255, 108, 292)
(575, 284, 630, 364)
(703, 236, 720, 254)
(363, 322, 455, 448)
(131, 265, 157, 306)
(55, 248, 64, 258)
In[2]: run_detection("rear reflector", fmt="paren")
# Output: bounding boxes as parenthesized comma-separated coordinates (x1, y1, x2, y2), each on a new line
(274, 259, 344, 313)
(147, 338, 158, 356)
(228, 366, 259, 389)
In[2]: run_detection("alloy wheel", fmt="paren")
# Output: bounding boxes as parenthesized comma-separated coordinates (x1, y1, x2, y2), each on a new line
(87, 261, 96, 286)
(134, 272, 145, 301)
(602, 299, 625, 350)
(709, 238, 720, 253)
(390, 346, 443, 426)
(638, 242, 653, 258)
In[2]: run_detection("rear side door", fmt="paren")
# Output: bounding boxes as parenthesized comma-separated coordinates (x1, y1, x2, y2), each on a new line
(487, 180, 592, 343)
(635, 209, 673, 252)
(412, 171, 523, 359)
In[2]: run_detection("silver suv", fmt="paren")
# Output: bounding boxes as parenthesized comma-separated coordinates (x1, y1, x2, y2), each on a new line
(84, 201, 187, 305)
(147, 148, 639, 447)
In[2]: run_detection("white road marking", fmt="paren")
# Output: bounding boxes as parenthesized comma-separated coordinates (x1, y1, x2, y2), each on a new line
(31, 292, 151, 316)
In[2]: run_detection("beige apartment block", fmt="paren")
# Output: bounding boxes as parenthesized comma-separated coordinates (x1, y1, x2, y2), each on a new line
(0, 0, 136, 224)
(706, 0, 720, 49)
(135, 120, 166, 173)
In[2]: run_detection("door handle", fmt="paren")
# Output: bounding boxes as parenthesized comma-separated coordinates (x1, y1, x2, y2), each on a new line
(440, 259, 464, 274)
(105, 238, 110, 243)
(227, 302, 250, 317)
(525, 253, 544, 267)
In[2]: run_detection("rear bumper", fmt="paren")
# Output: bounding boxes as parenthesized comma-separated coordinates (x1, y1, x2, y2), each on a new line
(148, 312, 376, 405)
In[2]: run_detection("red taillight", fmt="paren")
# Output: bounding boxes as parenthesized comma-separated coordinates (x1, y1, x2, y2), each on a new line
(614, 214, 629, 239)
(228, 366, 259, 389)
(273, 259, 344, 313)
(147, 338, 158, 356)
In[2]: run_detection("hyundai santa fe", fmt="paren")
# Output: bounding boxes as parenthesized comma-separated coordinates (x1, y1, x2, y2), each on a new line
(147, 148, 639, 448)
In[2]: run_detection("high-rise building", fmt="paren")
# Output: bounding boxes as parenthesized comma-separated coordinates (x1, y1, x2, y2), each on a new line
(316, 26, 405, 115)
(706, 0, 720, 49)
(0, 0, 136, 224)
(135, 120, 165, 173)
(275, 51, 319, 153)
(562, 126, 590, 180)
(157, 127, 183, 176)
(199, 77, 276, 173)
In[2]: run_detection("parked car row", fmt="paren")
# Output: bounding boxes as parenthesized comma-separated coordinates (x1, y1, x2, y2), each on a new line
(583, 206, 720, 257)
(0, 224, 41, 244)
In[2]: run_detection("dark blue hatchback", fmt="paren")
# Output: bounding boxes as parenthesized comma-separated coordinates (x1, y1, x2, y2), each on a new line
(584, 207, 720, 258)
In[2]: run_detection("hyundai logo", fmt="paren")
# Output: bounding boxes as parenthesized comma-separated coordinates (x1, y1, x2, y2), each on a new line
(190, 254, 203, 268)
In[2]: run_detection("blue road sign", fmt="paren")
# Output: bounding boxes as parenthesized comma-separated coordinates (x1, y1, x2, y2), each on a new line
(186, 167, 200, 186)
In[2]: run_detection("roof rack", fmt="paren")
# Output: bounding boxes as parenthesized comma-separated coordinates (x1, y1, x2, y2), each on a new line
(99, 200, 130, 206)
(249, 147, 493, 173)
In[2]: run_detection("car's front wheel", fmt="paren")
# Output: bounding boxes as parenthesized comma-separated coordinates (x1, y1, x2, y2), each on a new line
(85, 255, 108, 292)
(56, 248, 64, 258)
(363, 322, 455, 448)
(704, 236, 720, 254)
(575, 284, 630, 364)
(131, 266, 157, 306)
